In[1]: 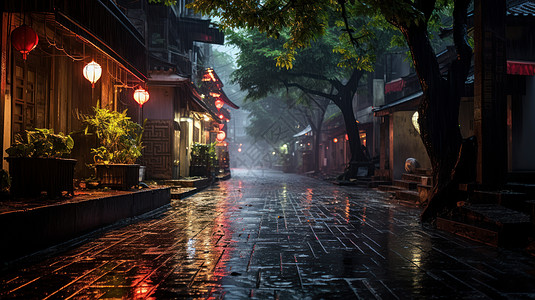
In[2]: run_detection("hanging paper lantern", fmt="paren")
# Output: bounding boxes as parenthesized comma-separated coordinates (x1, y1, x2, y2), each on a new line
(333, 138, 338, 143)
(218, 114, 224, 120)
(133, 88, 150, 107)
(215, 99, 224, 110)
(216, 130, 226, 142)
(11, 25, 39, 60)
(83, 61, 102, 88)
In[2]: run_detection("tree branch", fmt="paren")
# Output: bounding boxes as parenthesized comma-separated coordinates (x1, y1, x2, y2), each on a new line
(453, 0, 472, 79)
(286, 71, 342, 91)
(343, 68, 364, 94)
(338, 0, 360, 52)
(282, 81, 337, 101)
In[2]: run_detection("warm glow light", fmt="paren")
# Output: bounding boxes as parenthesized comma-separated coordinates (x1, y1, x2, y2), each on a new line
(216, 131, 226, 142)
(219, 114, 224, 120)
(412, 111, 420, 134)
(215, 99, 224, 110)
(238, 148, 242, 152)
(210, 92, 221, 98)
(83, 61, 102, 88)
(11, 25, 39, 60)
(333, 138, 338, 143)
(345, 134, 349, 141)
(202, 68, 217, 82)
(133, 88, 150, 107)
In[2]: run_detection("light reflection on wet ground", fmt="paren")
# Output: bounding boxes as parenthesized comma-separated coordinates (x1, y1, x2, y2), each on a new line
(1, 169, 535, 299)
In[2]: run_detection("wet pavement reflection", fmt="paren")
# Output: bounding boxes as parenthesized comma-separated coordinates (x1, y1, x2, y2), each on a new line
(1, 169, 535, 299)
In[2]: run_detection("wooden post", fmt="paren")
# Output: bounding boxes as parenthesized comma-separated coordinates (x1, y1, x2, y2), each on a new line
(0, 13, 8, 170)
(473, 0, 507, 186)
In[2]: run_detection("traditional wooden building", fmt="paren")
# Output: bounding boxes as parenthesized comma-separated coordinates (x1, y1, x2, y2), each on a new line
(1, 0, 147, 177)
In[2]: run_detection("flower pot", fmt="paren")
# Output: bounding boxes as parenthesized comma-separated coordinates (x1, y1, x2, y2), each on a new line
(96, 164, 140, 190)
(5, 157, 77, 198)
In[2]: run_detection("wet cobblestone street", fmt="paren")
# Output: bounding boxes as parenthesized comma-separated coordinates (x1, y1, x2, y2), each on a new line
(1, 169, 535, 299)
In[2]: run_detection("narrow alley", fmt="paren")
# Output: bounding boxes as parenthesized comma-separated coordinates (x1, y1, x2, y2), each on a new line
(1, 169, 535, 299)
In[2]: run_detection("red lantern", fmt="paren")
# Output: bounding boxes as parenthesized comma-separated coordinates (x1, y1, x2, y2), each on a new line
(216, 131, 226, 142)
(11, 25, 39, 60)
(333, 138, 338, 143)
(133, 88, 150, 107)
(215, 99, 224, 110)
(219, 114, 224, 120)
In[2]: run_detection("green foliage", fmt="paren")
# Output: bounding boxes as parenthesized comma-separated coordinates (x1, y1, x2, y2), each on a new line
(6, 128, 74, 158)
(79, 106, 144, 164)
(190, 142, 217, 169)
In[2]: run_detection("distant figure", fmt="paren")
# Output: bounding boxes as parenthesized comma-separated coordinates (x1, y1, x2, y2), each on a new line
(404, 158, 420, 173)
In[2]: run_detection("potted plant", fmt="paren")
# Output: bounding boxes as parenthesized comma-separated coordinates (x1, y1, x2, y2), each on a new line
(5, 128, 76, 198)
(190, 142, 217, 178)
(80, 105, 144, 190)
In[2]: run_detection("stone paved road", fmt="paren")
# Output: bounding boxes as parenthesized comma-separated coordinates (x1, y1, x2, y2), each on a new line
(1, 169, 535, 299)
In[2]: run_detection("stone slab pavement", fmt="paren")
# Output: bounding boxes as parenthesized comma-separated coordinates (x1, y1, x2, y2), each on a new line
(1, 169, 535, 299)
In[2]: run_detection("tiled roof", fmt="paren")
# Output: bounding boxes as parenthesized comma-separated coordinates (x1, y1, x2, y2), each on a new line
(508, 0, 535, 16)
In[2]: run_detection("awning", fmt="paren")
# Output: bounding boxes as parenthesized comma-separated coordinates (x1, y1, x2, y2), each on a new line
(148, 72, 189, 86)
(293, 125, 312, 138)
(507, 60, 535, 75)
(178, 18, 224, 45)
(373, 91, 423, 117)
(190, 84, 222, 122)
(385, 78, 406, 94)
(218, 89, 240, 109)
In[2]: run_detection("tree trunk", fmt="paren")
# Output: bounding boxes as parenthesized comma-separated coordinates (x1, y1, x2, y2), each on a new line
(395, 0, 474, 222)
(336, 89, 370, 179)
(313, 118, 323, 172)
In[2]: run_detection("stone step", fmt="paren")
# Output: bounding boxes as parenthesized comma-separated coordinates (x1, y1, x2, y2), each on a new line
(378, 185, 403, 193)
(471, 190, 528, 212)
(402, 173, 433, 186)
(368, 180, 392, 188)
(418, 184, 432, 203)
(413, 168, 432, 176)
(437, 204, 531, 247)
(395, 190, 420, 204)
(505, 182, 535, 198)
(393, 180, 418, 190)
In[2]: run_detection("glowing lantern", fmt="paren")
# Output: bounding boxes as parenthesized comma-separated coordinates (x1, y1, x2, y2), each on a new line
(238, 148, 242, 152)
(345, 134, 349, 141)
(216, 130, 226, 142)
(219, 114, 224, 120)
(210, 92, 221, 98)
(11, 25, 39, 60)
(215, 99, 224, 110)
(133, 88, 150, 107)
(333, 138, 338, 143)
(83, 61, 102, 88)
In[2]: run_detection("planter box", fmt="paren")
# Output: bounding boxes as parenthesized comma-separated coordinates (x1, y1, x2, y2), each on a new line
(190, 165, 210, 177)
(6, 157, 76, 198)
(96, 164, 140, 190)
